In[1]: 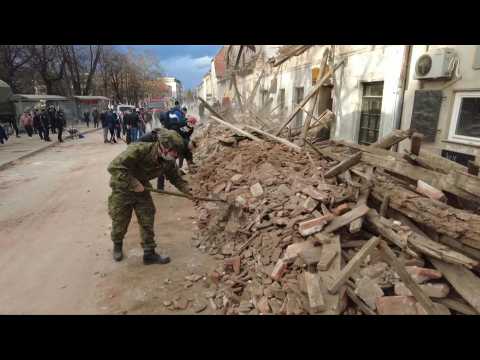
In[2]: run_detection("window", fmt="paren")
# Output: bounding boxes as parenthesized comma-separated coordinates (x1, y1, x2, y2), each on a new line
(294, 87, 304, 128)
(448, 91, 480, 145)
(358, 82, 384, 145)
(278, 89, 285, 110)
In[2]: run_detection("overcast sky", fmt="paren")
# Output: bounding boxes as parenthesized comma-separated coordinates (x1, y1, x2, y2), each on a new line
(118, 45, 222, 90)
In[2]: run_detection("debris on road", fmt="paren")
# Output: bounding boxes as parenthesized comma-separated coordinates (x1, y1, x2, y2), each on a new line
(187, 106, 480, 315)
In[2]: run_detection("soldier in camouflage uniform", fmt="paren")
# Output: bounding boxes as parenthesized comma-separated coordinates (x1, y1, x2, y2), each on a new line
(107, 128, 191, 265)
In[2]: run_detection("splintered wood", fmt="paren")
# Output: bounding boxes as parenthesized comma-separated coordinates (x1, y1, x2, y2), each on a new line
(190, 113, 480, 316)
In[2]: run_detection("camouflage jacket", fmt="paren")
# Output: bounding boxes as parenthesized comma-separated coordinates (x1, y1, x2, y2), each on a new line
(108, 142, 189, 193)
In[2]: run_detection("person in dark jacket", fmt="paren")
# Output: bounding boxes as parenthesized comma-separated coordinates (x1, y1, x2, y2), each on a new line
(48, 106, 57, 134)
(100, 110, 109, 143)
(106, 109, 117, 143)
(33, 109, 44, 140)
(7, 115, 20, 138)
(40, 109, 51, 142)
(0, 123, 8, 144)
(56, 108, 66, 142)
(84, 111, 90, 128)
(92, 109, 99, 128)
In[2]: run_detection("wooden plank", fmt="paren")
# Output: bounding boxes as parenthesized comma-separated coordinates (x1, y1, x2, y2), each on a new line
(371, 129, 413, 149)
(317, 235, 343, 314)
(244, 125, 301, 152)
(379, 241, 440, 315)
(304, 271, 326, 312)
(317, 243, 338, 271)
(436, 298, 479, 315)
(246, 70, 265, 108)
(319, 143, 480, 202)
(322, 204, 370, 234)
(209, 115, 261, 142)
(437, 235, 480, 262)
(468, 160, 480, 176)
(430, 258, 480, 313)
(410, 132, 424, 156)
(345, 287, 376, 315)
(349, 167, 373, 234)
(328, 236, 380, 294)
(379, 194, 390, 217)
(231, 73, 244, 113)
(324, 152, 362, 179)
(275, 59, 344, 136)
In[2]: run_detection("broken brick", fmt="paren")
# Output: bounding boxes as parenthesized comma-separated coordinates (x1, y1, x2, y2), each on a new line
(250, 183, 264, 197)
(332, 203, 350, 216)
(304, 272, 326, 312)
(256, 296, 271, 314)
(283, 241, 315, 262)
(299, 247, 323, 265)
(317, 245, 338, 271)
(394, 282, 450, 298)
(354, 276, 384, 310)
(271, 259, 288, 281)
(298, 214, 335, 237)
(376, 296, 418, 315)
(360, 262, 389, 279)
(224, 256, 241, 274)
(405, 266, 442, 284)
(303, 197, 320, 213)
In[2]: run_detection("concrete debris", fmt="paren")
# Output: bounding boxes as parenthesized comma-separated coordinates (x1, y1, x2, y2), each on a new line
(189, 121, 480, 315)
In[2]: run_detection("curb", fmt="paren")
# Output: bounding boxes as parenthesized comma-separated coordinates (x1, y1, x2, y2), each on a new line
(0, 128, 101, 171)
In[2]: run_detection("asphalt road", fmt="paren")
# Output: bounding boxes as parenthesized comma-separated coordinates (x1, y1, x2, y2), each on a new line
(0, 131, 217, 314)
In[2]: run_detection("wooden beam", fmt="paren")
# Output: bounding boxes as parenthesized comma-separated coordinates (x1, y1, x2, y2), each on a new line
(379, 241, 440, 315)
(410, 132, 424, 156)
(345, 287, 376, 315)
(430, 258, 480, 313)
(246, 70, 265, 108)
(371, 129, 413, 149)
(209, 115, 261, 142)
(468, 160, 479, 176)
(231, 73, 244, 113)
(198, 96, 227, 120)
(324, 152, 362, 178)
(244, 124, 301, 152)
(275, 59, 344, 136)
(328, 236, 380, 294)
(321, 204, 370, 234)
(436, 298, 478, 315)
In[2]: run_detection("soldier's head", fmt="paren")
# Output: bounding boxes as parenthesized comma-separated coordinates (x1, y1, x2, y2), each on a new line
(157, 129, 185, 161)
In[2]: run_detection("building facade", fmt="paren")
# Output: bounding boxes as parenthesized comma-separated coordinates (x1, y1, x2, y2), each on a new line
(160, 77, 183, 103)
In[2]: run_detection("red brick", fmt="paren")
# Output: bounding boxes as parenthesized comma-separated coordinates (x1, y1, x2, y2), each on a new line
(298, 214, 335, 237)
(332, 203, 350, 216)
(271, 259, 288, 281)
(405, 266, 442, 284)
(376, 296, 418, 315)
(224, 256, 241, 274)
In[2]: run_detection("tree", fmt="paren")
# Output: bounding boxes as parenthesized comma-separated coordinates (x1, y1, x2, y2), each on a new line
(29, 45, 66, 94)
(61, 45, 103, 95)
(0, 45, 33, 92)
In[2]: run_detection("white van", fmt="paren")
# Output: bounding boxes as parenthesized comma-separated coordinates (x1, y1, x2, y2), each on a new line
(116, 104, 135, 113)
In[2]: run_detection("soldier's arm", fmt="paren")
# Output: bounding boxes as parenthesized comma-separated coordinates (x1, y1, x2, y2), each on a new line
(163, 162, 191, 194)
(108, 146, 146, 190)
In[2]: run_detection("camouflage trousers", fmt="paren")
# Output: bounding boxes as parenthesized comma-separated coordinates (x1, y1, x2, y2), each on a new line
(108, 189, 157, 250)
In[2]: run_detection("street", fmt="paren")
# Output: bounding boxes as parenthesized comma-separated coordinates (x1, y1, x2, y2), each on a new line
(0, 131, 217, 314)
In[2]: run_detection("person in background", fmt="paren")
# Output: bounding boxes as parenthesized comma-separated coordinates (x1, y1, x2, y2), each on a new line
(20, 111, 34, 137)
(92, 108, 99, 128)
(48, 106, 57, 134)
(40, 108, 51, 142)
(33, 109, 44, 140)
(84, 111, 90, 128)
(115, 111, 122, 140)
(106, 109, 117, 143)
(56, 108, 66, 142)
(177, 115, 197, 172)
(8, 115, 20, 138)
(100, 109, 109, 143)
(0, 123, 8, 144)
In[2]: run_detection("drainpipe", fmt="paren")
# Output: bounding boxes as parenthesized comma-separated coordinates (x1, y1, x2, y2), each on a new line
(392, 45, 412, 150)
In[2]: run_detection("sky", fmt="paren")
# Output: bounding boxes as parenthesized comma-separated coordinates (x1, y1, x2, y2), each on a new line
(118, 45, 222, 90)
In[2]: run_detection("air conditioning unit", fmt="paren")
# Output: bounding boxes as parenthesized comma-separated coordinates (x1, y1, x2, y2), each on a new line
(414, 48, 456, 80)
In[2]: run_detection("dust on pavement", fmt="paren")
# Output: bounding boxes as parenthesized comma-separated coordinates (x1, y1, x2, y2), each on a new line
(0, 131, 219, 314)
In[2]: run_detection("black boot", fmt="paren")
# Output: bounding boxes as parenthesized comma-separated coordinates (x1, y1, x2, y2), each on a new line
(143, 250, 170, 265)
(113, 243, 123, 262)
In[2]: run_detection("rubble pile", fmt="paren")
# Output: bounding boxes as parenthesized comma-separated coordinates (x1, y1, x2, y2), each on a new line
(189, 123, 480, 315)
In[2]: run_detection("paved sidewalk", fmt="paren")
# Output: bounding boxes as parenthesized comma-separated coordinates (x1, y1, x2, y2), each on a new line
(0, 125, 101, 170)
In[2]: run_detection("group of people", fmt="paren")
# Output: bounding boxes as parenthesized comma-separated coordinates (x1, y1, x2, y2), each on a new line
(83, 109, 100, 128)
(98, 107, 149, 144)
(107, 100, 199, 265)
(0, 106, 66, 145)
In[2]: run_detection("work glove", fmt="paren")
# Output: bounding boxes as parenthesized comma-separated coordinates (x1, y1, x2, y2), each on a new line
(130, 177, 145, 193)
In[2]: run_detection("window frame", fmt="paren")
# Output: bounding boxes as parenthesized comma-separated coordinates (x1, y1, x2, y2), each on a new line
(358, 81, 384, 145)
(447, 91, 480, 146)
